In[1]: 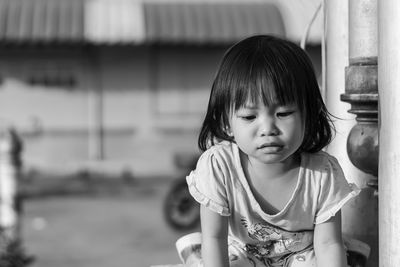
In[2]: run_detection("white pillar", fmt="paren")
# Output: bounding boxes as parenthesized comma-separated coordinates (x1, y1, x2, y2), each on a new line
(378, 0, 400, 265)
(324, 0, 354, 168)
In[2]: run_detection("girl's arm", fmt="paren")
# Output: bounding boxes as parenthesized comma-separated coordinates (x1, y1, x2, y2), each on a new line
(314, 211, 347, 267)
(200, 204, 229, 267)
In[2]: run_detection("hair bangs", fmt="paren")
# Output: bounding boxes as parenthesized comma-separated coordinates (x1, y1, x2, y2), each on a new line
(229, 56, 301, 111)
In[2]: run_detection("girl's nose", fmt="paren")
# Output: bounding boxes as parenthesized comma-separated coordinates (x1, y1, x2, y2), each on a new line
(260, 120, 280, 136)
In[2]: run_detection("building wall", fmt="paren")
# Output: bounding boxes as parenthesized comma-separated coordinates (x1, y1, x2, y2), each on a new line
(0, 44, 321, 177)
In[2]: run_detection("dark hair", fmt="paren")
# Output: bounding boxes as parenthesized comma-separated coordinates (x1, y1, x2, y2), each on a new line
(198, 35, 334, 152)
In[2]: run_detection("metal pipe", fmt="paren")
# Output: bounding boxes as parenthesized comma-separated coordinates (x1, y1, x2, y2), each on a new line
(340, 1, 379, 266)
(325, 0, 379, 265)
(349, 0, 378, 61)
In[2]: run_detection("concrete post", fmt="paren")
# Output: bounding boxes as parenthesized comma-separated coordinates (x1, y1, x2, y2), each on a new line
(0, 126, 22, 240)
(88, 47, 105, 161)
(378, 0, 400, 265)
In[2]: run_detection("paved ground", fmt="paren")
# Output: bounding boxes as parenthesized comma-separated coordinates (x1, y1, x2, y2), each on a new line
(21, 178, 200, 267)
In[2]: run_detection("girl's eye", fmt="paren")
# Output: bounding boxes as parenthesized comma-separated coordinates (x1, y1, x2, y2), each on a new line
(239, 115, 256, 121)
(277, 111, 294, 118)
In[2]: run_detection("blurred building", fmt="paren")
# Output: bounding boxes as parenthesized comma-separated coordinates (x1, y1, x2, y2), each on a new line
(0, 0, 323, 177)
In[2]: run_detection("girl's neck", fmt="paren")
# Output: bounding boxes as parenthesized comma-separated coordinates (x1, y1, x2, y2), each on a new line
(240, 151, 302, 215)
(241, 152, 301, 180)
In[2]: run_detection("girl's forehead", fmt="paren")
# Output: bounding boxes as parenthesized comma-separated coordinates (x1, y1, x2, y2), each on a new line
(233, 82, 295, 105)
(240, 98, 264, 108)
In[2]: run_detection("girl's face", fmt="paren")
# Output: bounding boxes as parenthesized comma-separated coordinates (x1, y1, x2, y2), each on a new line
(229, 99, 304, 166)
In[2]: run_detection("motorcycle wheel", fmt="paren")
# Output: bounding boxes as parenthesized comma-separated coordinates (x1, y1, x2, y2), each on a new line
(163, 178, 200, 231)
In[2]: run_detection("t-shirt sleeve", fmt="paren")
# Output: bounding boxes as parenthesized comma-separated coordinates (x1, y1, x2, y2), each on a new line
(186, 150, 230, 216)
(315, 155, 361, 224)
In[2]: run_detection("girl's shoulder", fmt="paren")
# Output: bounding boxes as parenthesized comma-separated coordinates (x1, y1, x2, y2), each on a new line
(201, 140, 236, 157)
(301, 150, 342, 173)
(198, 141, 238, 169)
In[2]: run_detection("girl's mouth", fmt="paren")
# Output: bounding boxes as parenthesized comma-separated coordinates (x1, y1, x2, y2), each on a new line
(258, 142, 283, 149)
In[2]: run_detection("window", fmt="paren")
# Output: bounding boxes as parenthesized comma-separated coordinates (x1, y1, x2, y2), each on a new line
(26, 63, 77, 89)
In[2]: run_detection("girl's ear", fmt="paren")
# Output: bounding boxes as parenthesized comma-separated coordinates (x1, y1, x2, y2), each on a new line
(225, 126, 233, 137)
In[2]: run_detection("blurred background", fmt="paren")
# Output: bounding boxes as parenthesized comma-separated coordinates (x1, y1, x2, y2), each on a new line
(0, 0, 323, 266)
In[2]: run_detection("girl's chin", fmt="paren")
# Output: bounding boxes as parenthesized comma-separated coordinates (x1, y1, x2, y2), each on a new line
(252, 152, 298, 165)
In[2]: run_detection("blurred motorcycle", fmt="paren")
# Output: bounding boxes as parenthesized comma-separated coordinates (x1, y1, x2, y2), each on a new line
(163, 153, 200, 231)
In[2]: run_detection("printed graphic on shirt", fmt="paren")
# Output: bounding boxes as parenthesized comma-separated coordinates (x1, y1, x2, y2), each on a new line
(241, 218, 313, 259)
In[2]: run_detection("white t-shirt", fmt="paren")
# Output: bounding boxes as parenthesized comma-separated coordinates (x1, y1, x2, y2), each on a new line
(187, 141, 360, 259)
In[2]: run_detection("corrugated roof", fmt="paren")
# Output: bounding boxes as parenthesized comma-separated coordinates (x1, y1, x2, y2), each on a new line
(143, 2, 285, 44)
(0, 0, 288, 45)
(0, 0, 84, 43)
(84, 0, 145, 44)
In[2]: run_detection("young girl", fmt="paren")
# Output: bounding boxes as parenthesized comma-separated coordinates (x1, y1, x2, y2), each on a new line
(179, 35, 360, 267)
